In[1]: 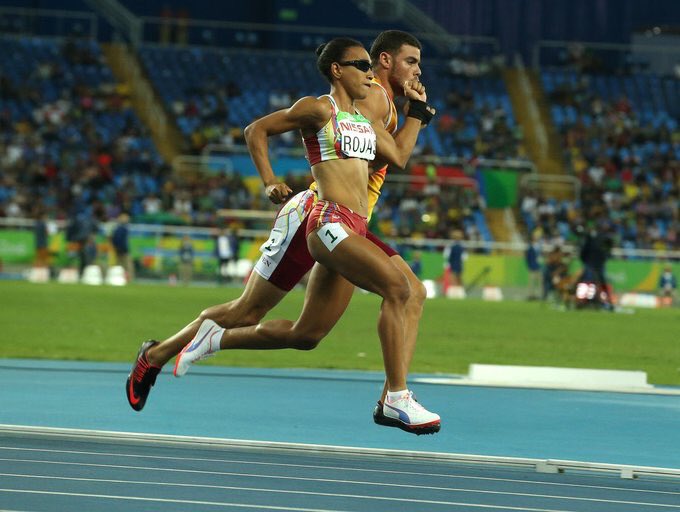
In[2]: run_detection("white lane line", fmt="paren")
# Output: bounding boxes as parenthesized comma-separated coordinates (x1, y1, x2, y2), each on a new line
(0, 487, 576, 512)
(2, 471, 680, 509)
(0, 488, 345, 512)
(3, 424, 679, 482)
(1, 446, 677, 497)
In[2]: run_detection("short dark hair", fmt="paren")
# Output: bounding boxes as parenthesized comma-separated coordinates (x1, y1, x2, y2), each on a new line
(369, 30, 422, 65)
(316, 37, 365, 83)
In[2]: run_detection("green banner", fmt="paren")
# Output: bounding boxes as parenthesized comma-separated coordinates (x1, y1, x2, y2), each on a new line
(419, 252, 678, 292)
(0, 231, 34, 263)
(481, 169, 518, 208)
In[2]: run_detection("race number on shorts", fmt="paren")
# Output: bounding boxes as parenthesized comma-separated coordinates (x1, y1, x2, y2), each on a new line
(317, 223, 349, 252)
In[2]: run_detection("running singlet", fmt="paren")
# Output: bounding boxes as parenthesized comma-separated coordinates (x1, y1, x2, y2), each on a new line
(307, 78, 397, 220)
(366, 76, 397, 217)
(302, 95, 376, 165)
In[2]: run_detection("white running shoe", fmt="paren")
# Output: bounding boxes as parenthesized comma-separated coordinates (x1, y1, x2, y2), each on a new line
(383, 390, 441, 435)
(173, 319, 222, 377)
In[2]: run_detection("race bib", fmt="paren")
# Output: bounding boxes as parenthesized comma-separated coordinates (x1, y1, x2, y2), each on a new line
(317, 222, 349, 252)
(336, 114, 376, 160)
(259, 227, 285, 257)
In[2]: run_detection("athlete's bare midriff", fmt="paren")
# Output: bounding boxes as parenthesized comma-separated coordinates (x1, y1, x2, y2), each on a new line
(310, 158, 369, 216)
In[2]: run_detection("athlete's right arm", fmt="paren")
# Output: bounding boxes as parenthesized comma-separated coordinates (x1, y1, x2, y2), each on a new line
(244, 97, 330, 204)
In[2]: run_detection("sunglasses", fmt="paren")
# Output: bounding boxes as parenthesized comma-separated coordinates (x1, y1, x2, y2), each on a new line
(338, 60, 372, 72)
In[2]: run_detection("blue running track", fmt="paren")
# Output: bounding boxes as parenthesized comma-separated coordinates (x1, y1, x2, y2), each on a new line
(1, 359, 679, 511)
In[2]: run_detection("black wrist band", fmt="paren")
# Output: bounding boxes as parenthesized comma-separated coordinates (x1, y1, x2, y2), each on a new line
(407, 99, 435, 126)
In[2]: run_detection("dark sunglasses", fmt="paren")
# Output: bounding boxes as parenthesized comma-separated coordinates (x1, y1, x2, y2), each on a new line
(338, 60, 372, 72)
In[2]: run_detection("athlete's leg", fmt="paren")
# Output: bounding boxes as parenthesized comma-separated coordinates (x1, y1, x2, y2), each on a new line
(128, 190, 315, 410)
(377, 254, 426, 401)
(308, 227, 411, 392)
(213, 263, 355, 351)
(147, 273, 287, 366)
(173, 264, 355, 376)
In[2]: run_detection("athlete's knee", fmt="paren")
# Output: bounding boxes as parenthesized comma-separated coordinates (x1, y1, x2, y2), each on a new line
(290, 325, 329, 351)
(198, 305, 225, 326)
(293, 334, 323, 351)
(255, 318, 294, 340)
(383, 270, 411, 304)
(409, 278, 427, 308)
(233, 303, 269, 327)
(198, 300, 266, 329)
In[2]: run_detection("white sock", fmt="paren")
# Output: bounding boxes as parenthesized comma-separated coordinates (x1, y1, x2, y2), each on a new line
(208, 326, 225, 353)
(386, 389, 408, 402)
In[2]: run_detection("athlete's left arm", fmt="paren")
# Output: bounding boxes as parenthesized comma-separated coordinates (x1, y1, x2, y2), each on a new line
(373, 118, 421, 170)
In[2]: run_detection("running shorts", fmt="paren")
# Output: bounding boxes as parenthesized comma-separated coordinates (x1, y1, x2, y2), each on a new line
(252, 189, 316, 291)
(254, 190, 396, 291)
(305, 200, 368, 238)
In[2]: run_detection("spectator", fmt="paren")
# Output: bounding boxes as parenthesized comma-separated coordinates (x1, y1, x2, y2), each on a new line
(33, 213, 49, 268)
(446, 229, 465, 287)
(83, 233, 98, 267)
(579, 226, 611, 291)
(178, 234, 194, 286)
(409, 250, 423, 278)
(215, 226, 239, 284)
(658, 265, 677, 306)
(525, 231, 542, 300)
(111, 213, 133, 281)
(542, 245, 565, 302)
(65, 211, 95, 277)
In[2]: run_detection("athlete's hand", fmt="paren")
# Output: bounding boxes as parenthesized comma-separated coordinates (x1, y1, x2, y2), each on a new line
(403, 79, 427, 102)
(265, 182, 292, 204)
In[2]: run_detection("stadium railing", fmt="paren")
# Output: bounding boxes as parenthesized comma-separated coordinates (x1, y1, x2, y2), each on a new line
(532, 38, 680, 75)
(136, 15, 500, 56)
(0, 6, 97, 39)
(519, 173, 581, 202)
(3, 205, 679, 265)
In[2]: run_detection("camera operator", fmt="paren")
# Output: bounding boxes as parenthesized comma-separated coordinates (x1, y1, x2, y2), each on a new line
(576, 222, 614, 309)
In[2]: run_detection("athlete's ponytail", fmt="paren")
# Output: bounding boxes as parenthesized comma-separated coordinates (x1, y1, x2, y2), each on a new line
(316, 37, 364, 83)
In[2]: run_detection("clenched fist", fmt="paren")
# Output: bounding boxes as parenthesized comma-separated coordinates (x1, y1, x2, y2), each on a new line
(265, 182, 292, 204)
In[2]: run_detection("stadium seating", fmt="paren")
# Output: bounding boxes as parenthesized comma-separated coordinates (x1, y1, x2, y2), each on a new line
(136, 44, 501, 240)
(139, 44, 523, 164)
(138, 46, 326, 143)
(535, 66, 680, 251)
(0, 35, 163, 223)
(0, 35, 512, 243)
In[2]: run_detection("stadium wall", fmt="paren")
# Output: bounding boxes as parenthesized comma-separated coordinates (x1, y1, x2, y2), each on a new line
(1, 228, 677, 293)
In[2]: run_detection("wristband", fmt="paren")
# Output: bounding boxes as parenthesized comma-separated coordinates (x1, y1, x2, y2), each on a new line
(407, 99, 435, 126)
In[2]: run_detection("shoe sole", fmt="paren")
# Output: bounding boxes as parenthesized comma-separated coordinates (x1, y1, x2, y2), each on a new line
(374, 411, 441, 435)
(400, 421, 441, 435)
(374, 413, 402, 428)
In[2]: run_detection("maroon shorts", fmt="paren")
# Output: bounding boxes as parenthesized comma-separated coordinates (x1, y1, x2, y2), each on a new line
(255, 194, 397, 291)
(366, 231, 398, 257)
(252, 190, 316, 291)
(305, 200, 368, 238)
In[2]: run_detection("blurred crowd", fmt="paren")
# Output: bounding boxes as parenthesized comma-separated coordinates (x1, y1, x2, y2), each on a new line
(0, 35, 493, 246)
(0, 37, 165, 226)
(522, 67, 679, 251)
(1, 34, 678, 255)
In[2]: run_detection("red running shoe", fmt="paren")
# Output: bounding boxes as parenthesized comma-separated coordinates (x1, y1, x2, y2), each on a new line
(126, 340, 161, 411)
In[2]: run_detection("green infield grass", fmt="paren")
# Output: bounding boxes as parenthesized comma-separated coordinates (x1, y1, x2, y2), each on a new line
(1, 280, 679, 385)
